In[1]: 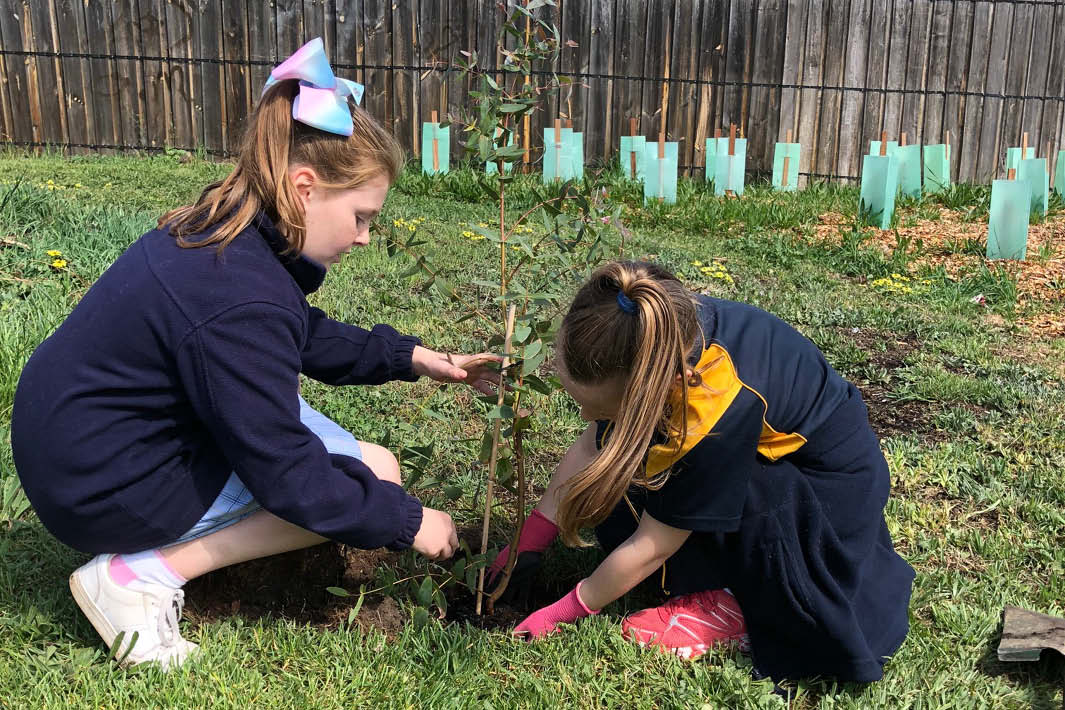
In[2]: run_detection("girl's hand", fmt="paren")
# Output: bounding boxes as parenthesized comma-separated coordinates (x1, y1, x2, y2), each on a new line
(513, 581, 598, 640)
(412, 346, 503, 395)
(412, 506, 459, 561)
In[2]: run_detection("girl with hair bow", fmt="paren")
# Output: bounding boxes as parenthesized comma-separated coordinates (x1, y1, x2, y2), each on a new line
(11, 38, 500, 670)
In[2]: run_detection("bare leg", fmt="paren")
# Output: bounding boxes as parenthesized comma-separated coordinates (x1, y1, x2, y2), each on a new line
(159, 441, 400, 581)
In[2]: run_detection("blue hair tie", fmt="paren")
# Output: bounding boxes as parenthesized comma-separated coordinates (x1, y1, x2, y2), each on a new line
(616, 290, 637, 315)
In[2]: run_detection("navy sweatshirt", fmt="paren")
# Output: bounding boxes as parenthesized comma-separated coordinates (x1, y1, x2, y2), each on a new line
(11, 212, 424, 554)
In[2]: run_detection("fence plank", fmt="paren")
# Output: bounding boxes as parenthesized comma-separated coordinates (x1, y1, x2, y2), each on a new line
(975, 2, 1013, 181)
(392, 0, 417, 154)
(164, 0, 197, 150)
(836, 0, 871, 180)
(247, 0, 276, 99)
(585, 0, 615, 163)
(612, 0, 647, 146)
(860, 0, 891, 157)
(881, 0, 911, 142)
(796, 0, 824, 179)
(0, 0, 37, 143)
(276, 0, 303, 58)
(1038, 3, 1065, 162)
(745, 0, 786, 174)
(137, 0, 172, 148)
(899, 0, 930, 144)
(219, 0, 249, 152)
(26, 1, 67, 146)
(1025, 2, 1056, 158)
(815, 0, 848, 178)
(304, 0, 328, 55)
(778, 0, 806, 159)
(669, 0, 701, 173)
(197, 0, 224, 153)
(921, 0, 953, 149)
(959, 3, 991, 181)
(362, 0, 392, 132)
(642, 0, 671, 142)
(417, 0, 445, 143)
(53, 0, 94, 149)
(336, 0, 364, 87)
(1000, 2, 1033, 158)
(84, 0, 122, 149)
(722, 0, 748, 131)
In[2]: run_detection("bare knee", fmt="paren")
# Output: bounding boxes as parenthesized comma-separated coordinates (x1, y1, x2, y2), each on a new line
(358, 442, 402, 486)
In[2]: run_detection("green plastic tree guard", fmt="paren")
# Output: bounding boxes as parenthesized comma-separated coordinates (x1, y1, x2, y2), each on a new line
(713, 138, 747, 196)
(859, 154, 898, 230)
(1017, 158, 1048, 216)
(772, 142, 800, 191)
(1055, 150, 1065, 197)
(1005, 146, 1036, 172)
(923, 144, 951, 194)
(895, 144, 923, 199)
(987, 179, 1030, 260)
(620, 136, 646, 180)
(868, 140, 898, 156)
(704, 137, 728, 185)
(543, 128, 583, 182)
(642, 141, 679, 204)
(420, 122, 450, 175)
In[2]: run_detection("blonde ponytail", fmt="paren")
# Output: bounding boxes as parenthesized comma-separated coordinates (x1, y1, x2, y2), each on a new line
(555, 261, 701, 546)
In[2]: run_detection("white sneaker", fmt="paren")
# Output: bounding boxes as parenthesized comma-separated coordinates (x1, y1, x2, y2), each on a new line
(69, 554, 198, 671)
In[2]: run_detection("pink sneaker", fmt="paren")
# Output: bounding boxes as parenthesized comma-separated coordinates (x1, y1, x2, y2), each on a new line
(621, 588, 749, 660)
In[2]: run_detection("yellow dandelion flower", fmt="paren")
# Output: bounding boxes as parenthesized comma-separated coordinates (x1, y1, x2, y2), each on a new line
(691, 260, 703, 266)
(46, 179, 54, 185)
(74, 183, 83, 188)
(104, 182, 112, 189)
(50, 259, 67, 269)
(407, 224, 416, 232)
(471, 234, 486, 241)
(46, 249, 62, 257)
(461, 230, 475, 238)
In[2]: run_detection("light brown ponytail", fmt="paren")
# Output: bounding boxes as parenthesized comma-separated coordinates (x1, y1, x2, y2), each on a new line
(555, 261, 701, 546)
(159, 80, 404, 253)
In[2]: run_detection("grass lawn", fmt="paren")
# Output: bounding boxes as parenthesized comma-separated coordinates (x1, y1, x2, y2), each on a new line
(2, 150, 1065, 708)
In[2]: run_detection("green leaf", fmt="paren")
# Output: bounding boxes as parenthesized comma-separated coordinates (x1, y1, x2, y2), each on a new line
(416, 576, 434, 607)
(524, 374, 554, 395)
(326, 586, 351, 598)
(443, 484, 464, 501)
(486, 404, 515, 419)
(496, 457, 514, 484)
(477, 430, 494, 464)
(413, 607, 430, 629)
(512, 324, 532, 343)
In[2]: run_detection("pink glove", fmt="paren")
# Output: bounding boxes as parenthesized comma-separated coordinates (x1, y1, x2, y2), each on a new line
(486, 509, 559, 586)
(513, 580, 599, 639)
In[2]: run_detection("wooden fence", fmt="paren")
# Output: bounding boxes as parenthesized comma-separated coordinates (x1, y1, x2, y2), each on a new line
(0, 0, 1063, 183)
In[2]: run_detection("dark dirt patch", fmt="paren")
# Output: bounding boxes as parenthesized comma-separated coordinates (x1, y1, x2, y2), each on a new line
(183, 528, 574, 637)
(836, 327, 947, 441)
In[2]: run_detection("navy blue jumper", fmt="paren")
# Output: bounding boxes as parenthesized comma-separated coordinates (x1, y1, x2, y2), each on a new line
(595, 295, 915, 683)
(12, 212, 424, 554)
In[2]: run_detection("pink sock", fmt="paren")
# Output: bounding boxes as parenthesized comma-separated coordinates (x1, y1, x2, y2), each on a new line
(108, 550, 186, 591)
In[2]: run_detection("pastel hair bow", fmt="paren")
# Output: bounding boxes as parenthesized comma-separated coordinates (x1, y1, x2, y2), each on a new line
(261, 37, 364, 137)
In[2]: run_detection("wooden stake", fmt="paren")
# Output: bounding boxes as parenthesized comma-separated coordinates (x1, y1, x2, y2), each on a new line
(901, 132, 907, 147)
(786, 128, 793, 144)
(1023, 131, 1029, 158)
(564, 119, 573, 129)
(431, 110, 439, 172)
(728, 123, 736, 157)
(782, 153, 790, 186)
(1008, 167, 1016, 180)
(879, 131, 887, 157)
(946, 130, 951, 162)
(629, 117, 638, 178)
(553, 118, 562, 181)
(476, 304, 517, 616)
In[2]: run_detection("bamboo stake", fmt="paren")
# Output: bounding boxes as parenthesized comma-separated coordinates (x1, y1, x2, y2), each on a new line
(431, 110, 439, 172)
(629, 117, 638, 178)
(476, 304, 517, 615)
(782, 129, 793, 188)
(1023, 131, 1029, 158)
(553, 117, 562, 181)
(879, 131, 887, 157)
(901, 132, 907, 147)
(725, 123, 736, 196)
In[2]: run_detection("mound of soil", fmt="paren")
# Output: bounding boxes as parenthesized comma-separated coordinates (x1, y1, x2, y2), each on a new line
(183, 531, 575, 636)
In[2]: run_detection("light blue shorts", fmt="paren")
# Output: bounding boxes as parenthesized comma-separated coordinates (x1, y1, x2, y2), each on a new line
(171, 395, 363, 544)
